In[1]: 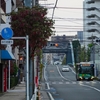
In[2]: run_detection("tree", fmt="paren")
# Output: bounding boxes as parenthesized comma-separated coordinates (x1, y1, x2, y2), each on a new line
(72, 40, 80, 63)
(79, 46, 87, 62)
(9, 6, 54, 57)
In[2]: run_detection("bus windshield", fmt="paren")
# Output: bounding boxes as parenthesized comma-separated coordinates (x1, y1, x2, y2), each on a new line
(79, 66, 93, 75)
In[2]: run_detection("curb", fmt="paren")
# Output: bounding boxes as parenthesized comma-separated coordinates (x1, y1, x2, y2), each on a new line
(44, 66, 54, 100)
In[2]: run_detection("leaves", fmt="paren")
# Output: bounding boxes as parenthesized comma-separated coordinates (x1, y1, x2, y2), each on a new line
(9, 6, 54, 57)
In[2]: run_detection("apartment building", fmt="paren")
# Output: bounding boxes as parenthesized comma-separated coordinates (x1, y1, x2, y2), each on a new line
(83, 0, 100, 74)
(83, 0, 100, 47)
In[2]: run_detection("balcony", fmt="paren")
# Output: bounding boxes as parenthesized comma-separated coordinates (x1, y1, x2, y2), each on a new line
(87, 21, 96, 25)
(86, 0, 95, 4)
(87, 7, 96, 11)
(87, 29, 96, 32)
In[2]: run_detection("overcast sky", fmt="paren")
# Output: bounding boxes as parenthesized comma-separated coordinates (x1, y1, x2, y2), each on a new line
(40, 0, 84, 36)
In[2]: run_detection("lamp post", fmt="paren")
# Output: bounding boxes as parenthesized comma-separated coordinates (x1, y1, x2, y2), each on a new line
(92, 45, 97, 77)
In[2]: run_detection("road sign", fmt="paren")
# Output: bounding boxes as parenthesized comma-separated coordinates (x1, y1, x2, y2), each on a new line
(1, 40, 13, 45)
(1, 27, 13, 39)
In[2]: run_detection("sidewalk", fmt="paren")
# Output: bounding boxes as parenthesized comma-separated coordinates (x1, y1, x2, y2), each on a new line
(0, 81, 51, 100)
(38, 82, 50, 100)
(38, 70, 51, 100)
(0, 82, 25, 100)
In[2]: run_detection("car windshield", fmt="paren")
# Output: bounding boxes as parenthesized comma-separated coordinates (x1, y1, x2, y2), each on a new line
(63, 66, 68, 68)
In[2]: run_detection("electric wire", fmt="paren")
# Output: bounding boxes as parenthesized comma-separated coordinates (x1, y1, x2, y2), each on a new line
(52, 0, 59, 19)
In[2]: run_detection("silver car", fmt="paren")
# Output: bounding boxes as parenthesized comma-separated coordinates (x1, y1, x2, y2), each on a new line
(62, 66, 69, 72)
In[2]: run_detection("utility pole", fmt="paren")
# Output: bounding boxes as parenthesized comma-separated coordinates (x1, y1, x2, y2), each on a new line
(0, 0, 1, 63)
(24, 0, 38, 99)
(24, 1, 39, 99)
(91, 34, 97, 77)
(70, 41, 75, 68)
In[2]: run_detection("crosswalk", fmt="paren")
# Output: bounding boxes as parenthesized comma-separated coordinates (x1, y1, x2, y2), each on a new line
(49, 81, 100, 85)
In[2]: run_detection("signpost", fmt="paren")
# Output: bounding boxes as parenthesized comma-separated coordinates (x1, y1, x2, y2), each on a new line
(1, 40, 13, 45)
(1, 27, 29, 100)
(1, 27, 13, 40)
(12, 36, 29, 100)
(1, 27, 14, 90)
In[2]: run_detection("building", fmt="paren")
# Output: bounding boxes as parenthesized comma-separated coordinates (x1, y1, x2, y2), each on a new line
(83, 0, 100, 48)
(83, 0, 100, 75)
(51, 35, 75, 42)
(77, 31, 84, 46)
(0, 0, 24, 93)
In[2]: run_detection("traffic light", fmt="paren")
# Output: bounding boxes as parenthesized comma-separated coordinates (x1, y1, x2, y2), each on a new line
(55, 43, 58, 47)
(50, 43, 55, 46)
(95, 39, 100, 42)
(50, 43, 59, 47)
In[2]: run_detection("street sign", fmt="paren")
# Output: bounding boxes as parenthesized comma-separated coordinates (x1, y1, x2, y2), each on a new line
(1, 27, 13, 40)
(1, 40, 13, 45)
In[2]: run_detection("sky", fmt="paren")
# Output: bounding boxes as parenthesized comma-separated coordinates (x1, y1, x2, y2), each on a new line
(40, 0, 84, 36)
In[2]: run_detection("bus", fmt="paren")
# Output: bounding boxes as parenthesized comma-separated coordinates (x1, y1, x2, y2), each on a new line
(76, 62, 94, 81)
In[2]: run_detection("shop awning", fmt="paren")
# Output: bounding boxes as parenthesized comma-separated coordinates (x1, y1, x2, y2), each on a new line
(1, 50, 15, 60)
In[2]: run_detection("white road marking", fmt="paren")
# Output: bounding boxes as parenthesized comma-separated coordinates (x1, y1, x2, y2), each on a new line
(65, 82, 70, 84)
(72, 82, 76, 84)
(85, 82, 90, 84)
(80, 84, 100, 92)
(59, 82, 63, 84)
(52, 82, 56, 84)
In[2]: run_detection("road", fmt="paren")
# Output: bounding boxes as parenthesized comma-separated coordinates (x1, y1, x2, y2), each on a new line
(45, 64, 100, 100)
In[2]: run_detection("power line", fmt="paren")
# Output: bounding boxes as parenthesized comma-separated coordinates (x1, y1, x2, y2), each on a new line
(52, 0, 58, 19)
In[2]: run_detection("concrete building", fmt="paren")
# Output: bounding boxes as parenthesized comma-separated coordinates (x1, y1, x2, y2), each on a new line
(77, 31, 84, 46)
(51, 35, 75, 42)
(83, 0, 100, 48)
(90, 45, 100, 75)
(0, 0, 24, 92)
(0, 0, 24, 63)
(83, 0, 100, 75)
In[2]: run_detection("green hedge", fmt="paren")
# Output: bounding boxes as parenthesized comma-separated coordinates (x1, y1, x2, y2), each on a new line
(10, 76, 18, 88)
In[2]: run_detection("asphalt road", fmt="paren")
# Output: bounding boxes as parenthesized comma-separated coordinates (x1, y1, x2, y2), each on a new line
(45, 64, 100, 100)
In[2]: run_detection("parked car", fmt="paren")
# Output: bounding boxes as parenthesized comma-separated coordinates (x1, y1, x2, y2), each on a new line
(62, 66, 69, 72)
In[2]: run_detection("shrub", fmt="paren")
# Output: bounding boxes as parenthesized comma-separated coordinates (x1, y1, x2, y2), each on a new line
(10, 76, 18, 88)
